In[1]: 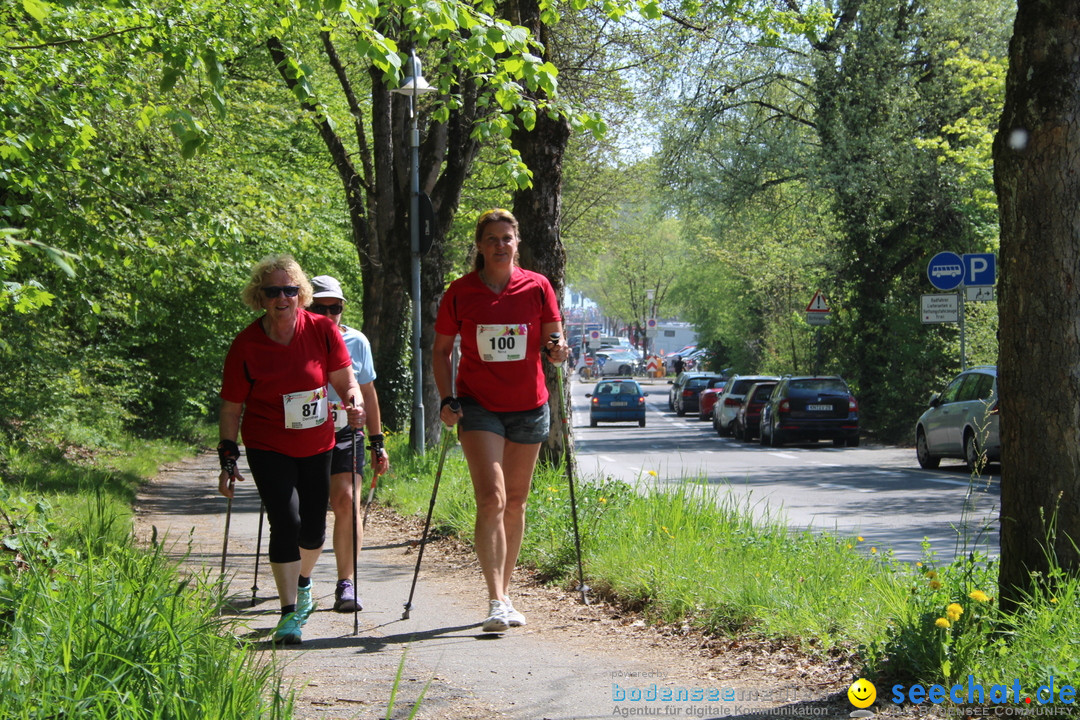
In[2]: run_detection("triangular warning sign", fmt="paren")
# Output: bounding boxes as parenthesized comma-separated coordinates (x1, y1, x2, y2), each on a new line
(806, 291, 829, 312)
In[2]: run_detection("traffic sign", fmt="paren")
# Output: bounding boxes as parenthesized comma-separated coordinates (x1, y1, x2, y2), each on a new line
(927, 252, 964, 291)
(584, 355, 595, 366)
(964, 253, 996, 286)
(645, 318, 657, 338)
(966, 286, 995, 302)
(806, 291, 830, 313)
(587, 329, 601, 348)
(805, 312, 831, 326)
(922, 293, 959, 323)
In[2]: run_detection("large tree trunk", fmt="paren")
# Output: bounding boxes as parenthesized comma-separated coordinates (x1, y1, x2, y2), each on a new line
(993, 0, 1080, 612)
(506, 0, 573, 465)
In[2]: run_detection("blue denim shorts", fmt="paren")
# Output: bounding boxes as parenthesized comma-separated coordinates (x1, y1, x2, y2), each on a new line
(457, 397, 551, 444)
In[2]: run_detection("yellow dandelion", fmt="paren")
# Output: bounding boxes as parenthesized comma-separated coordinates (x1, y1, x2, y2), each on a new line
(647, 470, 658, 477)
(846, 544, 853, 549)
(969, 590, 991, 603)
(935, 617, 951, 629)
(929, 580, 943, 590)
(857, 536, 864, 542)
(925, 570, 939, 579)
(946, 603, 964, 622)
(871, 547, 878, 554)
(916, 561, 923, 567)
(599, 497, 607, 504)
(1051, 597, 1058, 604)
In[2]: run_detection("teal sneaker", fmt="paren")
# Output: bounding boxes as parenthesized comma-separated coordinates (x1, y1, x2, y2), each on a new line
(296, 584, 316, 624)
(272, 612, 302, 645)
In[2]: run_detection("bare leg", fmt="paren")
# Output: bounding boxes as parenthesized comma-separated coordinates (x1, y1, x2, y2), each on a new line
(460, 430, 509, 601)
(500, 440, 542, 598)
(330, 471, 362, 581)
(459, 430, 541, 602)
(270, 559, 301, 608)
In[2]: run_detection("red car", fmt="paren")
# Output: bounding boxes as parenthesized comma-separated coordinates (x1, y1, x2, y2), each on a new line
(733, 381, 779, 442)
(698, 384, 726, 421)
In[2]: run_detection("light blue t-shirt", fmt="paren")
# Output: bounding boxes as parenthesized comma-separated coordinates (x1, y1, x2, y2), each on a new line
(328, 324, 376, 404)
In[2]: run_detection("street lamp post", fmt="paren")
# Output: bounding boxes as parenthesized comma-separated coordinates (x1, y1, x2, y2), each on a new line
(391, 52, 435, 455)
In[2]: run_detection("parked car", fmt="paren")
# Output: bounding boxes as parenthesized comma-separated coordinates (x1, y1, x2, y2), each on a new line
(586, 378, 648, 427)
(712, 375, 780, 436)
(578, 350, 641, 378)
(914, 366, 999, 471)
(668, 371, 706, 411)
(698, 382, 728, 421)
(673, 374, 725, 417)
(759, 375, 860, 447)
(732, 381, 780, 442)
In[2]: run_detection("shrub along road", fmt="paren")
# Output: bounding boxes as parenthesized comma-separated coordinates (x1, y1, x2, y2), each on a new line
(135, 451, 883, 720)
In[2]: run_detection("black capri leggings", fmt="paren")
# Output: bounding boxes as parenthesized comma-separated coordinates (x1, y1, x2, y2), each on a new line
(246, 448, 332, 564)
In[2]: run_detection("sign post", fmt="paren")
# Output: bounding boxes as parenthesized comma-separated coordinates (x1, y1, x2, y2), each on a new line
(925, 251, 997, 371)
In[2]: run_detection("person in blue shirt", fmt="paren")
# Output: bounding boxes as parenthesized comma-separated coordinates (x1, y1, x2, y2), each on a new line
(308, 275, 390, 613)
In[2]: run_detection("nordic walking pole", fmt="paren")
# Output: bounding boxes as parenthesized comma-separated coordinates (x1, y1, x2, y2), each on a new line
(550, 332, 590, 605)
(402, 405, 458, 620)
(361, 447, 382, 531)
(351, 425, 361, 635)
(220, 478, 235, 576)
(251, 502, 264, 607)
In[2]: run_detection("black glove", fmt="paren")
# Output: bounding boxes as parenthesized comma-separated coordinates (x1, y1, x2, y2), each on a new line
(217, 439, 240, 477)
(367, 433, 385, 456)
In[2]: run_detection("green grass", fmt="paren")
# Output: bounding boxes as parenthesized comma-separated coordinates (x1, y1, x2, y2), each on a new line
(3, 421, 1078, 715)
(376, 431, 1080, 697)
(0, 424, 294, 719)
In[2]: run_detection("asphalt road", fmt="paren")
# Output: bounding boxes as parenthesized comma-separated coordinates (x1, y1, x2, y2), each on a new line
(571, 376, 1000, 563)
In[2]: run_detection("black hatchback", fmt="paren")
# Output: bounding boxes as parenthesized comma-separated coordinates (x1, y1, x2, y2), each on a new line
(759, 376, 859, 447)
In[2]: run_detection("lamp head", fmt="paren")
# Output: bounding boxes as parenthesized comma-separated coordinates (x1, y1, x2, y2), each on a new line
(393, 51, 435, 95)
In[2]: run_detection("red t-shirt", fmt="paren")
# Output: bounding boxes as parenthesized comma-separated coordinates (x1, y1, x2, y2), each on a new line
(435, 267, 561, 412)
(220, 310, 352, 457)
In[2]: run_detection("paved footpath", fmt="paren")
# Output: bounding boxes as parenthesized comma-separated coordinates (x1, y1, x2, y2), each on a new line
(134, 451, 857, 720)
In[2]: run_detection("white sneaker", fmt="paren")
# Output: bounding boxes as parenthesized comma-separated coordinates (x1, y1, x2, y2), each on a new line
(503, 598, 527, 627)
(481, 599, 509, 632)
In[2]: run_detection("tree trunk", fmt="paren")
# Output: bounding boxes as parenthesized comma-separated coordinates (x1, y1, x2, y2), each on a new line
(993, 0, 1080, 612)
(506, 0, 573, 465)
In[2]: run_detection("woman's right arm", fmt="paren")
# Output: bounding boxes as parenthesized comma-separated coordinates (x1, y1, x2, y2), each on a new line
(217, 400, 245, 496)
(432, 332, 462, 426)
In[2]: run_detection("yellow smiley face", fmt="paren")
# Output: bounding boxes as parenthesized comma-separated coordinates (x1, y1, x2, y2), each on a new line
(848, 678, 877, 709)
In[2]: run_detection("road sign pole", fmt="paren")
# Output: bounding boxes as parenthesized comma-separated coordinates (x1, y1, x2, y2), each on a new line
(959, 289, 966, 371)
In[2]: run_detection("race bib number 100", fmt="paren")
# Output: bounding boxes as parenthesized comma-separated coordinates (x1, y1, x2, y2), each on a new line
(477, 323, 528, 362)
(283, 387, 329, 430)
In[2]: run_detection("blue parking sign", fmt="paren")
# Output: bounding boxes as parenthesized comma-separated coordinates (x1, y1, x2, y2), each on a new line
(963, 253, 996, 286)
(927, 251, 964, 291)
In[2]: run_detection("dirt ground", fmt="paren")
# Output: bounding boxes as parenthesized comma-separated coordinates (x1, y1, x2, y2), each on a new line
(133, 451, 936, 720)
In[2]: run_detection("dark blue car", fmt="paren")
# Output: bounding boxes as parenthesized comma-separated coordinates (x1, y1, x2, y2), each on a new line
(587, 379, 648, 427)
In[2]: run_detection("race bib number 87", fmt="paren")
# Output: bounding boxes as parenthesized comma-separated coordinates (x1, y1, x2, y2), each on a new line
(477, 323, 528, 362)
(283, 387, 329, 429)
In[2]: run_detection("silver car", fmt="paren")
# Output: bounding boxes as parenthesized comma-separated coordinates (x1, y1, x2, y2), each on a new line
(915, 366, 1000, 471)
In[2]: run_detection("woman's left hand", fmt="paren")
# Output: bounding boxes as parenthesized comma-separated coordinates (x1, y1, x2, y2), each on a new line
(545, 337, 570, 365)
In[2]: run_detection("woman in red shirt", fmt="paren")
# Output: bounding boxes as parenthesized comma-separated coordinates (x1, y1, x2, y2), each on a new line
(433, 209, 569, 632)
(218, 254, 365, 645)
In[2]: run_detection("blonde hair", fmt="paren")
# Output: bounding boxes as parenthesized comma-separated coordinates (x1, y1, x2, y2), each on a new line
(472, 208, 520, 271)
(240, 254, 314, 311)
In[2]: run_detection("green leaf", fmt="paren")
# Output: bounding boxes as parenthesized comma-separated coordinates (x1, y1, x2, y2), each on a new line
(21, 0, 49, 21)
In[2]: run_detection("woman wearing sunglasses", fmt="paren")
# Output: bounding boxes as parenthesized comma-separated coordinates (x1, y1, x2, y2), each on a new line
(217, 254, 365, 645)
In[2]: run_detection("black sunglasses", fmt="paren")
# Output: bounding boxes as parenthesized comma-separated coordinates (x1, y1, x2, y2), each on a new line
(309, 303, 343, 315)
(261, 285, 300, 299)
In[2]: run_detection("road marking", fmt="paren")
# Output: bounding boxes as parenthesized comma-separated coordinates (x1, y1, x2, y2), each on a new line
(767, 452, 800, 459)
(815, 482, 875, 492)
(920, 475, 995, 488)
